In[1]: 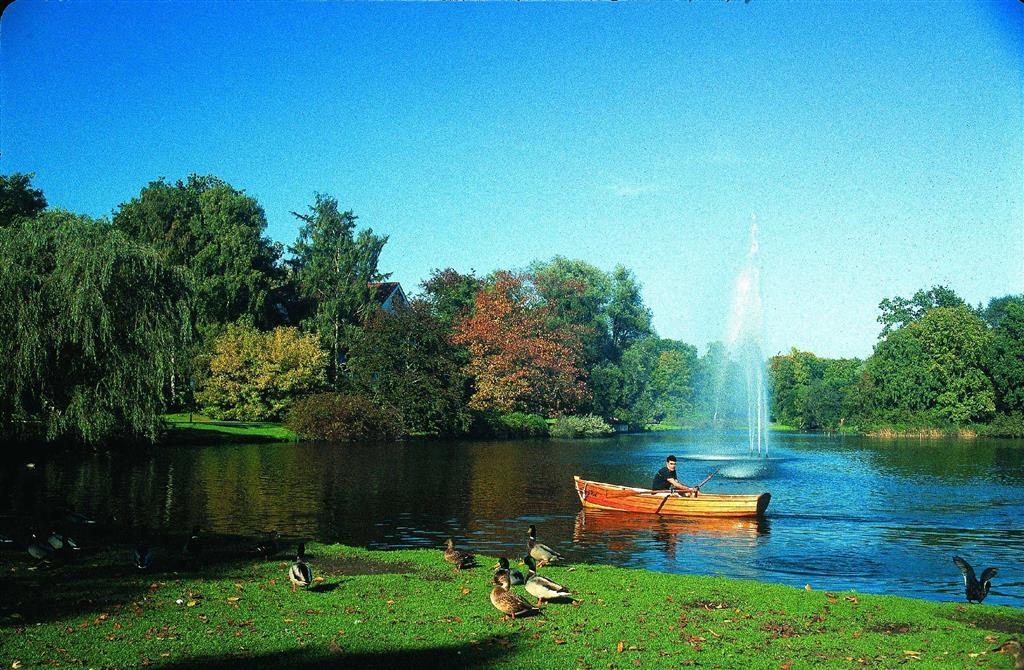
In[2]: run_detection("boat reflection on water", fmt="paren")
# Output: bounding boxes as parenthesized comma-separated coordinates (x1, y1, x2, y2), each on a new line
(573, 508, 770, 562)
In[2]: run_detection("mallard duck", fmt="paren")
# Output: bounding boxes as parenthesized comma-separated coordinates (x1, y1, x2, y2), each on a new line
(183, 525, 203, 558)
(63, 511, 97, 526)
(523, 555, 571, 606)
(527, 524, 562, 567)
(255, 531, 280, 559)
(953, 556, 997, 603)
(443, 538, 477, 571)
(297, 542, 308, 560)
(289, 547, 313, 592)
(493, 556, 525, 586)
(490, 571, 540, 620)
(995, 640, 1023, 670)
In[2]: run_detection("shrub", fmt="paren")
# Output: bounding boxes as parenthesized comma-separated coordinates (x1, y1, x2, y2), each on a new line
(285, 393, 404, 442)
(197, 323, 327, 421)
(550, 414, 614, 439)
(978, 412, 1024, 438)
(469, 411, 549, 438)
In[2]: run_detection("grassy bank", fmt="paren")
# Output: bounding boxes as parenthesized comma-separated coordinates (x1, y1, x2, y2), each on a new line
(2, 542, 1021, 669)
(160, 413, 297, 444)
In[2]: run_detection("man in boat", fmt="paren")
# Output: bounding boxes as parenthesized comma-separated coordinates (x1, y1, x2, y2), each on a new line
(651, 455, 698, 496)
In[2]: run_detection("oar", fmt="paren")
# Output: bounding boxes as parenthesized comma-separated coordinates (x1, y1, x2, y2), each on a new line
(693, 468, 720, 492)
(655, 473, 720, 514)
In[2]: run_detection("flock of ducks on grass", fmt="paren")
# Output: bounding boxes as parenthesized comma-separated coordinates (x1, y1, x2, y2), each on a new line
(446, 524, 573, 621)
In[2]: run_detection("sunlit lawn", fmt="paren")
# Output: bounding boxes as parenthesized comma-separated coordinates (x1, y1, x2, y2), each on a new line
(161, 413, 297, 443)
(2, 542, 1021, 669)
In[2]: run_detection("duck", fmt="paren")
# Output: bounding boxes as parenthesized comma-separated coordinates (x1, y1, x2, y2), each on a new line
(523, 555, 571, 606)
(527, 524, 563, 567)
(183, 525, 203, 558)
(443, 538, 477, 571)
(133, 542, 152, 569)
(953, 556, 997, 603)
(63, 511, 97, 526)
(493, 556, 525, 586)
(489, 571, 540, 620)
(27, 533, 55, 563)
(255, 531, 280, 559)
(995, 640, 1023, 670)
(288, 546, 313, 592)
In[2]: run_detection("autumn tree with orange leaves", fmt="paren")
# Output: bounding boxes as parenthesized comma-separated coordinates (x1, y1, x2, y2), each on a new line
(451, 272, 589, 416)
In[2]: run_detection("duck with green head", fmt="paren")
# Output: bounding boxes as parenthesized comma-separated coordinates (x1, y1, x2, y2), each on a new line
(493, 556, 525, 586)
(527, 524, 562, 567)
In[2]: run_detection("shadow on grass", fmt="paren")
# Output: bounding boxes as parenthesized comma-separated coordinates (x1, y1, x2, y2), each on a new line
(0, 534, 402, 628)
(151, 638, 518, 669)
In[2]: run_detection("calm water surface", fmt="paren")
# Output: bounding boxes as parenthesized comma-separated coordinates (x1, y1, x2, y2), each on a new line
(3, 431, 1022, 607)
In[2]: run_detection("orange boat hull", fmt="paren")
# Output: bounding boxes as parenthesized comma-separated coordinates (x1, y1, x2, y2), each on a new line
(574, 476, 770, 518)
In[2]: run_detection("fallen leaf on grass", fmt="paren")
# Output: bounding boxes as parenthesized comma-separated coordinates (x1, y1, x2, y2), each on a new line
(845, 596, 859, 604)
(804, 584, 812, 591)
(779, 663, 792, 670)
(226, 597, 241, 602)
(313, 577, 324, 582)
(903, 650, 921, 657)
(617, 641, 624, 653)
(12, 661, 22, 669)
(554, 639, 566, 645)
(460, 587, 471, 596)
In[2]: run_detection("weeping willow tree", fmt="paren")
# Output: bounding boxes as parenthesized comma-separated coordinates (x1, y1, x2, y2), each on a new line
(0, 210, 192, 445)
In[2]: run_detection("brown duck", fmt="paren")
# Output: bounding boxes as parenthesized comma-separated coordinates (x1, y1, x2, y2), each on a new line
(996, 640, 1023, 670)
(443, 538, 477, 571)
(489, 571, 540, 620)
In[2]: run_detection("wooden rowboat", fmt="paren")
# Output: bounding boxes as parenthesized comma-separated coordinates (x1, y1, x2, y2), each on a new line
(574, 476, 770, 518)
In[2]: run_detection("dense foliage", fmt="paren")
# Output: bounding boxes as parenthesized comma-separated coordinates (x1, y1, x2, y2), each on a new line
(4, 171, 1021, 445)
(0, 210, 191, 443)
(113, 175, 283, 336)
(285, 392, 404, 441)
(550, 414, 614, 438)
(288, 194, 389, 384)
(451, 272, 590, 416)
(346, 301, 471, 435)
(196, 324, 327, 421)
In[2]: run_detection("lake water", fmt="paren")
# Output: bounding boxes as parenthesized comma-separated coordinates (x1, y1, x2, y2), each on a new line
(3, 431, 1022, 607)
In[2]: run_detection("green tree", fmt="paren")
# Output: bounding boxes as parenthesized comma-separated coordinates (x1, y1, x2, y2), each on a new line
(802, 358, 862, 430)
(113, 175, 283, 335)
(288, 194, 389, 384)
(0, 210, 191, 444)
(877, 285, 967, 338)
(0, 172, 47, 228)
(419, 268, 484, 330)
(608, 265, 654, 359)
(346, 301, 471, 435)
(990, 301, 1024, 412)
(531, 257, 612, 367)
(196, 323, 327, 421)
(651, 341, 698, 424)
(980, 294, 1024, 329)
(864, 305, 994, 424)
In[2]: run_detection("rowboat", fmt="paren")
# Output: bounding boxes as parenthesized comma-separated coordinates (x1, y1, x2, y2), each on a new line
(574, 476, 770, 518)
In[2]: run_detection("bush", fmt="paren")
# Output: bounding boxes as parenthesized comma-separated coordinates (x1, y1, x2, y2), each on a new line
(979, 412, 1024, 438)
(468, 411, 549, 438)
(197, 323, 327, 421)
(285, 393, 404, 442)
(550, 414, 614, 439)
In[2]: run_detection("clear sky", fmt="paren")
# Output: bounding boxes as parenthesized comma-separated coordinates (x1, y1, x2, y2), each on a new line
(2, 1, 1021, 359)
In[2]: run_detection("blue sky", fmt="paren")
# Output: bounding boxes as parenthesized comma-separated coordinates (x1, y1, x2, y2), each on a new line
(2, 1, 1021, 358)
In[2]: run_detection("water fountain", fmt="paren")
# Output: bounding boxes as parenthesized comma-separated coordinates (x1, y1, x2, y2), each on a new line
(685, 218, 772, 479)
(725, 218, 770, 457)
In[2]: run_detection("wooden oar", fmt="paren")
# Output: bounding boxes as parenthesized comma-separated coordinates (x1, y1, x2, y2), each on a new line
(653, 469, 719, 514)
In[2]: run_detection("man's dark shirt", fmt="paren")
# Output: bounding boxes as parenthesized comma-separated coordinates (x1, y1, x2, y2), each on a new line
(652, 466, 675, 490)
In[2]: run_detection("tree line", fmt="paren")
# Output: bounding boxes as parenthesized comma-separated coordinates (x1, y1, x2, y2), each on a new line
(770, 287, 1024, 436)
(2, 172, 1021, 444)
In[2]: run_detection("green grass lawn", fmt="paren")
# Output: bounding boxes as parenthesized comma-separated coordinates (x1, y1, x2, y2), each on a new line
(2, 542, 1021, 669)
(161, 413, 297, 444)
